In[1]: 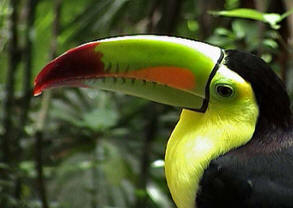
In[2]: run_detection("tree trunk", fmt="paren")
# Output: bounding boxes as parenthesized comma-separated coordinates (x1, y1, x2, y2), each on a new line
(17, 0, 39, 148)
(156, 0, 183, 34)
(14, 0, 40, 202)
(197, 0, 225, 39)
(134, 104, 158, 208)
(34, 1, 62, 208)
(2, 0, 20, 164)
(1, 0, 20, 207)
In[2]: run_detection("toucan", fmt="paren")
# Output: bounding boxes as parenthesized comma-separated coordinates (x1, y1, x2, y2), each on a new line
(33, 36, 293, 208)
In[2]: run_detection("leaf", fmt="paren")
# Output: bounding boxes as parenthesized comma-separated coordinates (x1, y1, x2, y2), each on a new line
(209, 8, 292, 29)
(187, 20, 199, 32)
(231, 21, 246, 39)
(147, 183, 173, 208)
(19, 161, 37, 178)
(263, 13, 281, 29)
(261, 54, 272, 63)
(209, 9, 264, 21)
(263, 39, 278, 49)
(82, 108, 118, 131)
(0, 162, 9, 170)
(215, 27, 233, 36)
(280, 8, 293, 21)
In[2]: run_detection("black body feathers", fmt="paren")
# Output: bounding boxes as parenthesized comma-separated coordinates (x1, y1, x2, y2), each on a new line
(196, 50, 293, 208)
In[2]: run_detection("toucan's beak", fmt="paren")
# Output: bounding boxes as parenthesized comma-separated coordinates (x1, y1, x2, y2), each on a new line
(34, 35, 223, 112)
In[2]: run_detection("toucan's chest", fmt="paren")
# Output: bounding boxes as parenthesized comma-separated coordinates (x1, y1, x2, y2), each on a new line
(197, 139, 293, 208)
(164, 108, 258, 208)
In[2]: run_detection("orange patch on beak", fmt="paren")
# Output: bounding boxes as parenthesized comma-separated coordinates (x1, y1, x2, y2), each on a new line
(117, 67, 196, 90)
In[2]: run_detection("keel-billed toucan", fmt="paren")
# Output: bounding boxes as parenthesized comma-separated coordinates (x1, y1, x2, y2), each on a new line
(34, 36, 293, 208)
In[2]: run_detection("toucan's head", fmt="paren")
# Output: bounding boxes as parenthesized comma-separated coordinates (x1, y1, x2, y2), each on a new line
(224, 50, 291, 128)
(34, 35, 291, 208)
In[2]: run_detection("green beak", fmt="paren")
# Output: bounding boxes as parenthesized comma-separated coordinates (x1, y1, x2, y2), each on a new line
(34, 35, 223, 112)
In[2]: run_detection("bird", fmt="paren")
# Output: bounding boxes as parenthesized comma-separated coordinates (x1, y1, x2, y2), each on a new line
(33, 35, 293, 208)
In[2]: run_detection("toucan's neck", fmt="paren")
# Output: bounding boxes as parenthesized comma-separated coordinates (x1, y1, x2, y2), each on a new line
(256, 108, 292, 132)
(165, 105, 258, 208)
(246, 92, 292, 153)
(236, 113, 293, 156)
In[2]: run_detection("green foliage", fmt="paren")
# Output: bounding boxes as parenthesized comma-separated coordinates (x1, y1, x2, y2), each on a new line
(0, 0, 10, 51)
(1, 0, 293, 207)
(207, 8, 287, 65)
(210, 8, 293, 29)
(224, 0, 240, 10)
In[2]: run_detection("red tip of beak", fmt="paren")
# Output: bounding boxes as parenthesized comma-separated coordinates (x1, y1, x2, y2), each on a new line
(33, 42, 103, 96)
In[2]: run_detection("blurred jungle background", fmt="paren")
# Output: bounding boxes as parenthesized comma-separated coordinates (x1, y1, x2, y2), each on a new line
(0, 0, 293, 207)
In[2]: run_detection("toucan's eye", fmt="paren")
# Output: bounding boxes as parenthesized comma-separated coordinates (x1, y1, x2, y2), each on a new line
(216, 84, 234, 97)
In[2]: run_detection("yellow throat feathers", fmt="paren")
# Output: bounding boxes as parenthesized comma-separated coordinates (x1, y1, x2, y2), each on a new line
(165, 67, 259, 208)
